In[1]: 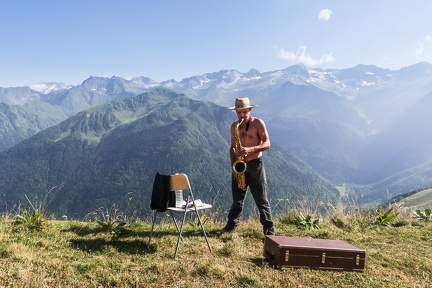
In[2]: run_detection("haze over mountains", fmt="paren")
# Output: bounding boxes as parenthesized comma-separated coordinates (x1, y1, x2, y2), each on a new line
(1, 63, 432, 217)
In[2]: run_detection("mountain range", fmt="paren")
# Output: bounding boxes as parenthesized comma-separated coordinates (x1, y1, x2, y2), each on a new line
(1, 62, 432, 216)
(0, 89, 338, 219)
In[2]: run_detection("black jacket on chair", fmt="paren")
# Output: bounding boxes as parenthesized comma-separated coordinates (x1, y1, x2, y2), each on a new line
(150, 172, 175, 212)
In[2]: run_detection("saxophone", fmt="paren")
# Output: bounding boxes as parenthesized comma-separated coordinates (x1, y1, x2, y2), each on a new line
(232, 118, 247, 190)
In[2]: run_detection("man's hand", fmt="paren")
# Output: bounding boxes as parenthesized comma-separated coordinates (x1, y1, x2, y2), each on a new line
(237, 147, 252, 157)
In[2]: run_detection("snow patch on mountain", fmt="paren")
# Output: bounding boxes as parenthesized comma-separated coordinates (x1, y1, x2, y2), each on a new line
(30, 82, 72, 94)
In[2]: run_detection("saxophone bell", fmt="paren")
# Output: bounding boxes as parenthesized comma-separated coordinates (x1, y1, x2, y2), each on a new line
(233, 159, 247, 175)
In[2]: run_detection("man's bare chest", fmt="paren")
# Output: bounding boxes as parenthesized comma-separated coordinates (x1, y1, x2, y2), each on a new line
(240, 128, 259, 146)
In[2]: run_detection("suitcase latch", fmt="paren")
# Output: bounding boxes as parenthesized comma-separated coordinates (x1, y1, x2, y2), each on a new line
(321, 252, 326, 264)
(285, 251, 289, 262)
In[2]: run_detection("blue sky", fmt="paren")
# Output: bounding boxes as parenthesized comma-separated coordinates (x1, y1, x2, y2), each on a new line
(1, 0, 432, 87)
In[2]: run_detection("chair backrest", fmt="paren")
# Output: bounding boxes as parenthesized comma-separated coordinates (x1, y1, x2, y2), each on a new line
(170, 173, 191, 191)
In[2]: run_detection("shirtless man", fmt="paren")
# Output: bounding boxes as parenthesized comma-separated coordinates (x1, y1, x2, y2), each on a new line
(222, 97, 275, 236)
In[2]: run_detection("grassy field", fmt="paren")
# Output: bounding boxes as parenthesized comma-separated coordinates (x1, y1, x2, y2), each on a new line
(0, 205, 431, 288)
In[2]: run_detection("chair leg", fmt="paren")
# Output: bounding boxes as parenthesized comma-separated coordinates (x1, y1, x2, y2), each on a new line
(170, 211, 184, 243)
(194, 209, 212, 253)
(147, 210, 158, 249)
(174, 210, 188, 259)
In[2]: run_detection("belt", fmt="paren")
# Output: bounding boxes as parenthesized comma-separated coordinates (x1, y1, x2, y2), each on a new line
(246, 157, 262, 165)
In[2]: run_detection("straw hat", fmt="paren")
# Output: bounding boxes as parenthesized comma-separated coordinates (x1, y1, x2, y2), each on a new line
(228, 97, 256, 110)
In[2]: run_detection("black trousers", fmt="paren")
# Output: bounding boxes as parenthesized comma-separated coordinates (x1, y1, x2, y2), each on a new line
(227, 158, 274, 230)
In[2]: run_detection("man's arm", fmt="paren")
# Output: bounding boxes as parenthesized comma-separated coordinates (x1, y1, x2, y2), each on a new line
(256, 119, 271, 152)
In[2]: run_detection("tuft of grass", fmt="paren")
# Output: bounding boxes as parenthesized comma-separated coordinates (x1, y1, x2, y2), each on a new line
(238, 273, 261, 287)
(14, 208, 49, 231)
(83, 201, 137, 240)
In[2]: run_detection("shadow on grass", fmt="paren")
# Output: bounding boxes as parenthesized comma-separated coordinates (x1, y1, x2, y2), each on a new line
(64, 222, 221, 255)
(249, 256, 271, 268)
(62, 221, 227, 239)
(70, 238, 153, 254)
(61, 223, 110, 236)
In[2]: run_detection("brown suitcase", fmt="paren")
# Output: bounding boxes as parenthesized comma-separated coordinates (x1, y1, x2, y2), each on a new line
(263, 235, 366, 272)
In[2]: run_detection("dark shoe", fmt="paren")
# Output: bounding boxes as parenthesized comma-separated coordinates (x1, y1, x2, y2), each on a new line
(264, 226, 275, 236)
(221, 223, 237, 233)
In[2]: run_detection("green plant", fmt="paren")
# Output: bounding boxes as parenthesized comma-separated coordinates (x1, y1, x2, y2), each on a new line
(413, 208, 431, 221)
(14, 194, 51, 231)
(375, 208, 398, 227)
(14, 208, 47, 231)
(97, 219, 128, 240)
(91, 204, 131, 240)
(293, 213, 320, 229)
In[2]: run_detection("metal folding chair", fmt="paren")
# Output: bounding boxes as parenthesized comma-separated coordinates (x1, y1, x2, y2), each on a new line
(147, 173, 212, 258)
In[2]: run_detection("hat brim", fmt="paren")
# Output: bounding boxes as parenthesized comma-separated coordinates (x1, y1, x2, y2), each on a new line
(228, 104, 256, 110)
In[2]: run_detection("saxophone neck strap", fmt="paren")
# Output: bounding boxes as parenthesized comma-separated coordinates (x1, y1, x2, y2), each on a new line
(245, 118, 250, 132)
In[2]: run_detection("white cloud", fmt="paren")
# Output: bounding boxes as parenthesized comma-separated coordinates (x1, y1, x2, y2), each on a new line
(318, 9, 332, 21)
(277, 46, 334, 66)
(415, 35, 432, 55)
